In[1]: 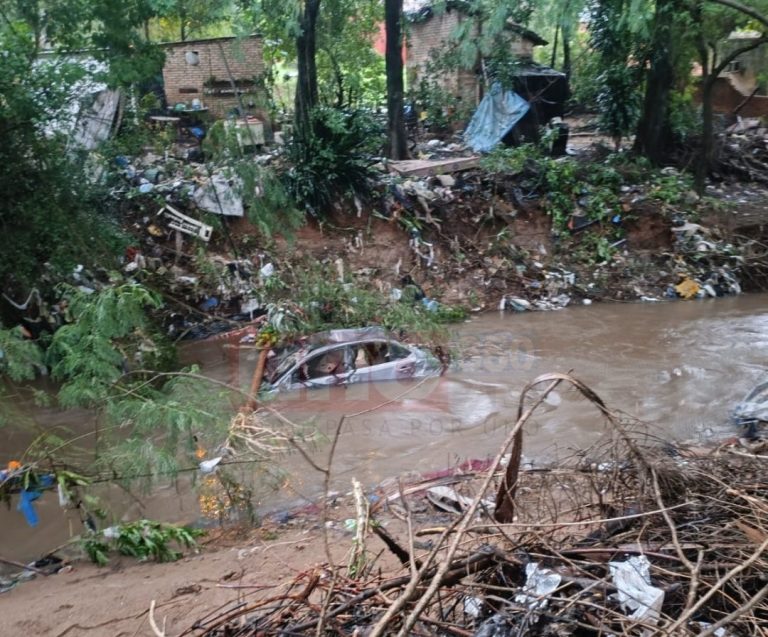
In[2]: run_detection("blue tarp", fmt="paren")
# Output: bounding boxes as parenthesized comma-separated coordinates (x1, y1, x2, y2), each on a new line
(464, 84, 530, 153)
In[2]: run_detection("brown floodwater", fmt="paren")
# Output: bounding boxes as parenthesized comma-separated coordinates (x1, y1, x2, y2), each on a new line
(2, 294, 767, 563)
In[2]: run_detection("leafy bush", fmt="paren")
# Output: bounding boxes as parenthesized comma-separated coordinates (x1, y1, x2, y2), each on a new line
(410, 77, 472, 133)
(285, 107, 384, 216)
(0, 4, 159, 290)
(83, 520, 203, 566)
(258, 262, 466, 344)
(596, 65, 643, 148)
(47, 284, 165, 408)
(667, 87, 701, 143)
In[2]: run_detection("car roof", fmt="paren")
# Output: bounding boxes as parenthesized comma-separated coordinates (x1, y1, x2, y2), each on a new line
(308, 326, 396, 346)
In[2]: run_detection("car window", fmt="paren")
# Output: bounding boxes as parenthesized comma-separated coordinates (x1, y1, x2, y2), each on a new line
(387, 342, 411, 360)
(353, 341, 410, 368)
(293, 346, 351, 382)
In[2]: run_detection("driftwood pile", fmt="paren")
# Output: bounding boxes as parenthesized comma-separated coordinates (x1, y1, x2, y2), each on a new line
(179, 374, 768, 637)
(719, 118, 768, 184)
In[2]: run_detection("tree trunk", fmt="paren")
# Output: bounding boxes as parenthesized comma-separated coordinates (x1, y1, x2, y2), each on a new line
(550, 24, 559, 68)
(179, 5, 187, 42)
(385, 0, 408, 160)
(562, 22, 572, 81)
(633, 0, 677, 163)
(294, 0, 321, 142)
(696, 77, 715, 193)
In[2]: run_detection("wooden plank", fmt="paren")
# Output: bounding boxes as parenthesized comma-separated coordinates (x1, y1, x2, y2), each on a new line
(387, 156, 480, 177)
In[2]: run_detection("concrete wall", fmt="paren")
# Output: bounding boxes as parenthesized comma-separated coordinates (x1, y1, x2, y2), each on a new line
(707, 77, 768, 118)
(162, 35, 266, 118)
(720, 36, 768, 96)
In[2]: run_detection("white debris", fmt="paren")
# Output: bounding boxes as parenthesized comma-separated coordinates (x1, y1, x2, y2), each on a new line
(609, 555, 664, 629)
(514, 563, 562, 612)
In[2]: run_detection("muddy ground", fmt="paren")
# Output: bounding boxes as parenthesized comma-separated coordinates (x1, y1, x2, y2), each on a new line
(0, 493, 422, 636)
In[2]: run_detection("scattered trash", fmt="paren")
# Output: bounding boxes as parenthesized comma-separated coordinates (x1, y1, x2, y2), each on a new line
(609, 555, 664, 629)
(514, 562, 562, 612)
(199, 457, 223, 474)
(193, 173, 244, 217)
(675, 277, 700, 300)
(160, 205, 213, 242)
(259, 263, 275, 279)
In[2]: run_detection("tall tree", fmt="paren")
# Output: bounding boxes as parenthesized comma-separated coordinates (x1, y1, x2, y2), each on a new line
(632, 0, 683, 162)
(294, 0, 321, 139)
(591, 0, 645, 149)
(385, 0, 407, 159)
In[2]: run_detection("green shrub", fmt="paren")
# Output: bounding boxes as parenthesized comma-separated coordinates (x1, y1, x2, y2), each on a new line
(83, 520, 203, 565)
(285, 106, 384, 216)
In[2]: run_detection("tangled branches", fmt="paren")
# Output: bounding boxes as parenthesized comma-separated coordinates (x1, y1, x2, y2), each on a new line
(181, 374, 768, 636)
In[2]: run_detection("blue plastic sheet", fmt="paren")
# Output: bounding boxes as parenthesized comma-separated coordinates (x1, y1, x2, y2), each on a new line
(464, 84, 530, 153)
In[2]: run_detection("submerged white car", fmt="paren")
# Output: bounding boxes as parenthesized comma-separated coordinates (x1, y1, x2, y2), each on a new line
(262, 327, 442, 393)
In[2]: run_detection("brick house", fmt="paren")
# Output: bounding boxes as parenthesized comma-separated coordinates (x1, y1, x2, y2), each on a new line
(405, 0, 548, 108)
(161, 35, 266, 118)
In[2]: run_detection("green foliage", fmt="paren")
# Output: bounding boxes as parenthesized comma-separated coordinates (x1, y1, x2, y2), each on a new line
(573, 233, 617, 264)
(259, 262, 465, 346)
(595, 65, 643, 146)
(590, 0, 647, 146)
(568, 52, 603, 111)
(82, 520, 203, 565)
(37, 283, 232, 489)
(315, 0, 386, 108)
(47, 284, 163, 408)
(667, 87, 701, 143)
(0, 327, 43, 382)
(411, 77, 472, 132)
(647, 169, 694, 204)
(0, 1, 161, 288)
(148, 0, 233, 42)
(100, 373, 233, 487)
(238, 0, 386, 113)
(480, 144, 536, 176)
(285, 107, 383, 216)
(247, 167, 305, 238)
(424, 0, 535, 73)
(482, 133, 628, 237)
(99, 94, 163, 160)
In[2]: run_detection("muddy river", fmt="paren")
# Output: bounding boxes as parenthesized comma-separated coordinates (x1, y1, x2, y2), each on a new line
(3, 294, 767, 562)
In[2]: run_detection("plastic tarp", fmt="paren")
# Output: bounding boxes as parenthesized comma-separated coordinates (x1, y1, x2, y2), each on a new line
(464, 83, 530, 153)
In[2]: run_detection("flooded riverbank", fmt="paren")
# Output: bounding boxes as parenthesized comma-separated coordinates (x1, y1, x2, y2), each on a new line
(2, 294, 767, 562)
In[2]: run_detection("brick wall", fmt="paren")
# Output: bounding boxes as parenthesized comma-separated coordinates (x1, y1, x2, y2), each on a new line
(162, 35, 266, 118)
(406, 12, 534, 108)
(407, 9, 462, 94)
